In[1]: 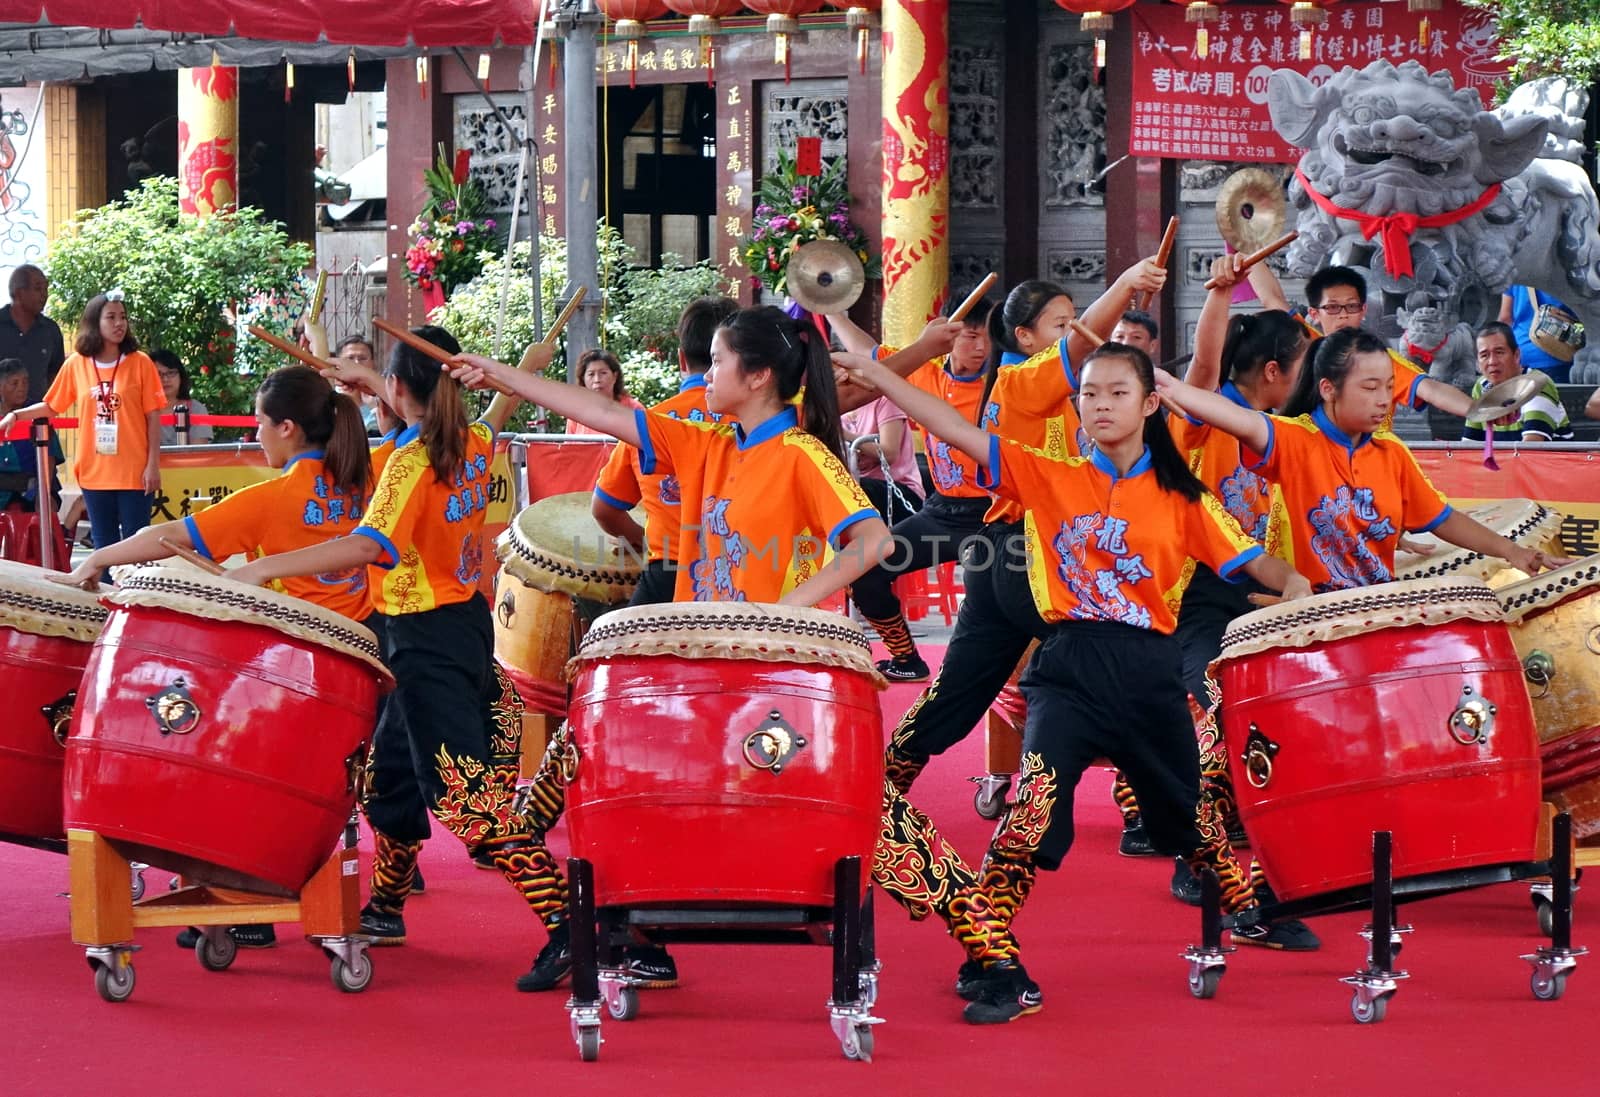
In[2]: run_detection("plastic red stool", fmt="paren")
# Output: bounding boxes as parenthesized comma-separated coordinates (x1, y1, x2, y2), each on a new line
(895, 568, 930, 622)
(929, 560, 962, 625)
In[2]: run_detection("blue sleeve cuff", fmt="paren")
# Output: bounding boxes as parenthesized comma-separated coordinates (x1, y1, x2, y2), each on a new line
(1405, 374, 1426, 410)
(593, 486, 637, 511)
(182, 516, 213, 560)
(828, 508, 878, 548)
(1058, 336, 1078, 391)
(1244, 413, 1275, 470)
(871, 345, 883, 362)
(1413, 504, 1453, 535)
(1217, 544, 1265, 583)
(632, 408, 657, 475)
(976, 433, 1002, 490)
(352, 526, 400, 569)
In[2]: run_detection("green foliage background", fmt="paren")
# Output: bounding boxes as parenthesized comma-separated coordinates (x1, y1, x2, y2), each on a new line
(435, 225, 732, 431)
(1466, 1, 1600, 93)
(44, 177, 314, 421)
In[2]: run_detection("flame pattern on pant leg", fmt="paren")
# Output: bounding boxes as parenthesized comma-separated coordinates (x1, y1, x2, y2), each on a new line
(481, 837, 569, 931)
(991, 752, 1056, 859)
(864, 611, 918, 661)
(519, 720, 573, 836)
(1112, 769, 1141, 826)
(883, 743, 929, 798)
(1192, 686, 1240, 834)
(488, 663, 525, 797)
(430, 746, 517, 849)
(1188, 698, 1258, 915)
(369, 832, 421, 915)
(874, 776, 974, 923)
(978, 849, 1037, 932)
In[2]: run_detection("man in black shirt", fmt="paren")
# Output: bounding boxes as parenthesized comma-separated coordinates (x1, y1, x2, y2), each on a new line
(0, 265, 65, 403)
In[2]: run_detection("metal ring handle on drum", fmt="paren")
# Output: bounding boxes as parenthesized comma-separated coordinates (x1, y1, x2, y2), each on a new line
(145, 676, 202, 736)
(1586, 626, 1600, 657)
(41, 690, 76, 748)
(1523, 650, 1556, 700)
(1240, 723, 1279, 790)
(742, 711, 807, 775)
(1448, 685, 1496, 747)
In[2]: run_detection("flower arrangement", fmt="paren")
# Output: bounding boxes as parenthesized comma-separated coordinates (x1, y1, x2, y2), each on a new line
(404, 145, 500, 296)
(741, 150, 878, 298)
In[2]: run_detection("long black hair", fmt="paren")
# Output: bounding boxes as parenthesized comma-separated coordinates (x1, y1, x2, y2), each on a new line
(257, 365, 371, 498)
(1220, 310, 1307, 389)
(716, 306, 844, 460)
(1283, 327, 1390, 418)
(982, 280, 1071, 412)
(1083, 342, 1207, 501)
(385, 325, 467, 483)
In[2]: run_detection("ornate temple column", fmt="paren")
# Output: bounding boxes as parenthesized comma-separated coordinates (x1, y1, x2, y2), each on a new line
(177, 63, 240, 215)
(880, 0, 949, 345)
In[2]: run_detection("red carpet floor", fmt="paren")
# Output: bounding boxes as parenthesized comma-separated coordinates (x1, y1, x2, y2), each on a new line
(2, 645, 1590, 1096)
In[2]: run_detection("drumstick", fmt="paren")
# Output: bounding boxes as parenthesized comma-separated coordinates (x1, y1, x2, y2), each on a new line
(1137, 216, 1180, 311)
(247, 326, 338, 372)
(540, 285, 587, 346)
(1247, 593, 1283, 607)
(1204, 231, 1299, 289)
(1070, 319, 1109, 349)
(372, 318, 463, 367)
(949, 274, 998, 323)
(160, 538, 226, 576)
(308, 271, 328, 325)
(483, 286, 591, 425)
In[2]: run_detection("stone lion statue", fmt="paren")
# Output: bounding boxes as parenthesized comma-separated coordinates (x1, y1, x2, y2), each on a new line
(1268, 60, 1600, 385)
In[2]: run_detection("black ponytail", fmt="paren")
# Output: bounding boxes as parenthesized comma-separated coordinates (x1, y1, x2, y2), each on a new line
(985, 280, 1072, 374)
(716, 306, 845, 461)
(1221, 309, 1307, 387)
(1084, 342, 1207, 502)
(1282, 327, 1388, 418)
(257, 365, 372, 499)
(385, 324, 467, 483)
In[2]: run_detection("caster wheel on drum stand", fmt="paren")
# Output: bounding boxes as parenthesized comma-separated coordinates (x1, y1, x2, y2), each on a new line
(129, 864, 147, 902)
(93, 960, 135, 1003)
(1350, 991, 1389, 1024)
(576, 1025, 602, 1062)
(196, 930, 237, 972)
(607, 985, 639, 1021)
(1531, 970, 1568, 1001)
(330, 950, 373, 993)
(1188, 968, 1222, 1000)
(1532, 894, 1556, 939)
(841, 1023, 875, 1062)
(971, 776, 1010, 820)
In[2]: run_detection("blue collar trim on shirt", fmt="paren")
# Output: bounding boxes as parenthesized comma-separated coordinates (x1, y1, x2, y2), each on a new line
(1220, 380, 1254, 410)
(395, 422, 422, 447)
(1088, 445, 1153, 480)
(1311, 405, 1371, 454)
(281, 449, 324, 473)
(945, 360, 987, 382)
(999, 351, 1028, 366)
(679, 374, 708, 392)
(735, 405, 797, 449)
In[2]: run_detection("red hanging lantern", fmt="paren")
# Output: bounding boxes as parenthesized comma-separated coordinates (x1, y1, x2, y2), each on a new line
(661, 1, 743, 84)
(827, 2, 881, 75)
(745, 1, 827, 83)
(1408, 0, 1440, 49)
(1276, 0, 1334, 62)
(1054, 1, 1138, 72)
(595, 0, 670, 89)
(1168, 0, 1229, 61)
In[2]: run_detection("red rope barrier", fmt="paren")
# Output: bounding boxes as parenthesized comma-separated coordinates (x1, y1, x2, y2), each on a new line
(2, 413, 258, 441)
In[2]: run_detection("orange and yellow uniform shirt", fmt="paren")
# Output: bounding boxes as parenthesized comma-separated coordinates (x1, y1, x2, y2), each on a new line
(184, 450, 370, 620)
(593, 374, 727, 563)
(1295, 314, 1426, 431)
(354, 420, 496, 615)
(873, 345, 989, 499)
(980, 340, 1086, 524)
(977, 436, 1263, 633)
(635, 406, 876, 603)
(42, 350, 166, 490)
(1244, 406, 1451, 591)
(1168, 380, 1290, 559)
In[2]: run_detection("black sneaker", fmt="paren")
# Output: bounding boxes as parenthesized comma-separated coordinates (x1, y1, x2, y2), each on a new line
(620, 944, 679, 988)
(175, 926, 201, 949)
(359, 905, 407, 946)
(1119, 822, 1156, 857)
(1171, 858, 1202, 906)
(1232, 919, 1321, 951)
(516, 923, 572, 992)
(961, 960, 1043, 1024)
(954, 959, 987, 1001)
(229, 924, 276, 949)
(875, 655, 931, 683)
(411, 866, 426, 895)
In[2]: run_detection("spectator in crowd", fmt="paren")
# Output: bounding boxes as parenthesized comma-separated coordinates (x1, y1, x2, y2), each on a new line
(565, 349, 644, 437)
(1501, 286, 1581, 384)
(0, 265, 66, 403)
(151, 349, 214, 445)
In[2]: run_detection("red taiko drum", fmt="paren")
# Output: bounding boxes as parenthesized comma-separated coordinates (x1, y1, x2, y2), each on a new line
(0, 561, 106, 847)
(1214, 577, 1541, 902)
(63, 565, 391, 896)
(1498, 555, 1600, 838)
(565, 602, 884, 908)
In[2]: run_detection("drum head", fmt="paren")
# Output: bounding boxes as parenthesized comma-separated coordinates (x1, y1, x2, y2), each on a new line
(0, 559, 107, 642)
(1497, 554, 1600, 622)
(499, 492, 643, 604)
(1218, 576, 1505, 663)
(572, 601, 884, 684)
(1395, 499, 1564, 582)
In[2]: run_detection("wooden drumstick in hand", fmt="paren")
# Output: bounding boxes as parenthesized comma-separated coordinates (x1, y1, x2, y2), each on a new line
(372, 318, 463, 367)
(1070, 319, 1109, 349)
(1137, 216, 1180, 311)
(248, 326, 340, 372)
(485, 286, 589, 427)
(160, 538, 226, 576)
(949, 274, 998, 322)
(1204, 232, 1299, 290)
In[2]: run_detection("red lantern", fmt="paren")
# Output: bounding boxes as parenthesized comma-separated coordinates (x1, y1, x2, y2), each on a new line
(1276, 0, 1334, 61)
(595, 0, 670, 88)
(1168, 0, 1229, 60)
(1054, 1, 1138, 71)
(827, 2, 881, 75)
(746, 1, 827, 82)
(1408, 0, 1440, 49)
(661, 1, 743, 82)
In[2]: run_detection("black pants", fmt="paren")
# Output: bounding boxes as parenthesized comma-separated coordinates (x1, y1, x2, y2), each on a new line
(889, 520, 1051, 761)
(857, 475, 924, 525)
(366, 593, 521, 846)
(850, 492, 990, 620)
(1003, 621, 1203, 870)
(628, 558, 676, 607)
(1174, 563, 1258, 706)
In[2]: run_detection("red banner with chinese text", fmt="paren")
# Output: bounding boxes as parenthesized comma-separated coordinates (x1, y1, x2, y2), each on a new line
(1415, 447, 1600, 558)
(1129, 3, 1507, 163)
